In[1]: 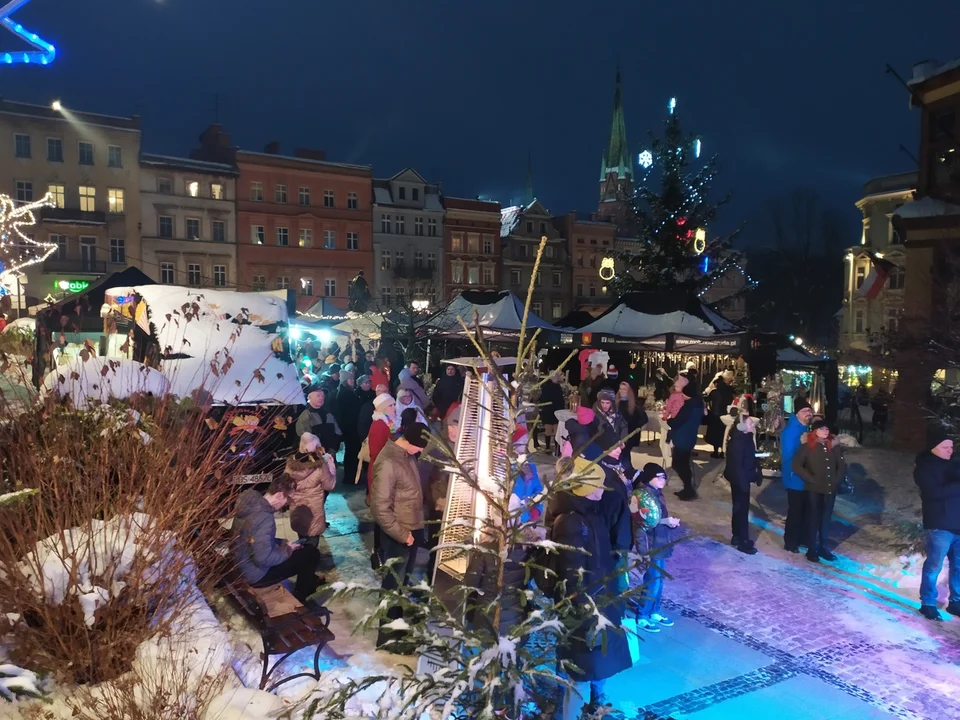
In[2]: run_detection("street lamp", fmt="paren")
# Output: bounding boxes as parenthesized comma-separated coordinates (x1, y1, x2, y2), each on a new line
(412, 299, 430, 312)
(51, 100, 61, 112)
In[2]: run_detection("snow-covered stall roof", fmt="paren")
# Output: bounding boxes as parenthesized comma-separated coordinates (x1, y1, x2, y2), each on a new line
(41, 358, 171, 409)
(429, 291, 559, 336)
(777, 345, 828, 366)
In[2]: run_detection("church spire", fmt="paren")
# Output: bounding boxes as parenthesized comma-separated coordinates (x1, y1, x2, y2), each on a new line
(600, 65, 632, 183)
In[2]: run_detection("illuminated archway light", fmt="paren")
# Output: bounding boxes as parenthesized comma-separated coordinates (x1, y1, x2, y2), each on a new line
(0, 1, 56, 66)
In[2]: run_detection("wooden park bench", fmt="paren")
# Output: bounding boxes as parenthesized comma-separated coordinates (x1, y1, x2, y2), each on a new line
(220, 571, 335, 692)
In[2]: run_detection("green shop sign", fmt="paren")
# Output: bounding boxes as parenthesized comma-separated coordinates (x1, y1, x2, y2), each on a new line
(54, 280, 90, 293)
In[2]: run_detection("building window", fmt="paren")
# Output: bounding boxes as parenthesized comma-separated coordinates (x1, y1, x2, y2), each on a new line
(854, 307, 865, 334)
(276, 276, 290, 290)
(412, 187, 420, 201)
(396, 216, 406, 235)
(184, 180, 198, 197)
(855, 264, 866, 289)
(186, 218, 201, 240)
(79, 237, 97, 270)
(252, 225, 265, 244)
(158, 177, 172, 194)
(451, 263, 464, 284)
(398, 186, 406, 200)
(214, 265, 226, 287)
(483, 234, 493, 254)
(576, 282, 583, 297)
(520, 244, 529, 259)
(110, 238, 125, 264)
(107, 188, 124, 213)
(301, 278, 314, 296)
(15, 181, 32, 203)
(347, 191, 358, 209)
(553, 271, 561, 287)
(299, 186, 311, 206)
(396, 286, 406, 304)
(381, 250, 392, 269)
(299, 228, 313, 248)
(525, 220, 533, 234)
(251, 181, 263, 201)
(539, 222, 546, 235)
(325, 279, 336, 297)
(451, 232, 463, 252)
(45, 183, 62, 208)
(324, 190, 334, 208)
(106, 145, 122, 168)
(577, 253, 583, 268)
(428, 286, 436, 304)
(188, 264, 202, 287)
(323, 230, 336, 249)
(535, 271, 541, 286)
(252, 274, 266, 291)
(395, 251, 405, 268)
(414, 251, 424, 269)
(428, 218, 437, 236)
(160, 262, 175, 284)
(381, 286, 392, 305)
(510, 269, 521, 286)
(46, 137, 62, 162)
(546, 245, 556, 259)
(532, 302, 542, 316)
(414, 216, 424, 236)
(467, 233, 479, 253)
(275, 184, 287, 203)
(589, 284, 596, 297)
(276, 227, 289, 246)
(159, 216, 173, 238)
(888, 265, 906, 290)
(78, 141, 94, 165)
(552, 302, 562, 319)
(589, 256, 596, 269)
(13, 133, 30, 158)
(347, 231, 359, 250)
(483, 266, 493, 285)
(79, 185, 96, 212)
(211, 183, 224, 200)
(212, 220, 226, 243)
(51, 233, 67, 260)
(381, 214, 391, 233)
(427, 252, 436, 269)
(468, 265, 480, 285)
(887, 307, 902, 333)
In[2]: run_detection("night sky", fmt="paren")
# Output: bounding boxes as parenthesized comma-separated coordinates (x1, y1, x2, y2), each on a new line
(4, 0, 960, 245)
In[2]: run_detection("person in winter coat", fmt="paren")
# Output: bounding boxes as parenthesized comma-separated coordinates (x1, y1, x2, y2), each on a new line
(618, 381, 648, 455)
(295, 390, 343, 454)
(370, 422, 431, 650)
(578, 364, 604, 408)
(355, 374, 375, 407)
(509, 427, 545, 524)
(368, 357, 390, 393)
(539, 371, 567, 454)
(914, 430, 960, 621)
(724, 416, 763, 555)
(630, 463, 681, 633)
(336, 370, 362, 490)
(366, 392, 398, 568)
(780, 404, 814, 552)
(285, 434, 337, 546)
(792, 419, 846, 564)
(562, 405, 599, 457)
(594, 389, 628, 443)
(704, 371, 735, 457)
(431, 364, 464, 419)
(396, 385, 428, 426)
(659, 374, 689, 469)
(666, 378, 704, 501)
(398, 368, 430, 410)
(231, 475, 322, 602)
(463, 528, 529, 635)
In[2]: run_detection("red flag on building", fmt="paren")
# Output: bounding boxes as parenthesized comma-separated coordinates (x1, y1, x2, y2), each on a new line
(857, 253, 896, 300)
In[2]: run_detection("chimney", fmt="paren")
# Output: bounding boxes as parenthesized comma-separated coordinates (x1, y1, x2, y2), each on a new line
(263, 141, 280, 154)
(294, 148, 327, 162)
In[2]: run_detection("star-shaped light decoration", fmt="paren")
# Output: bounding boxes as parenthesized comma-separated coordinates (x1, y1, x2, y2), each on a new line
(638, 150, 653, 169)
(0, 192, 57, 279)
(0, 0, 56, 65)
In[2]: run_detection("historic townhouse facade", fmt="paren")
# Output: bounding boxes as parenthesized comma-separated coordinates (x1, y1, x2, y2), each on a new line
(442, 196, 500, 299)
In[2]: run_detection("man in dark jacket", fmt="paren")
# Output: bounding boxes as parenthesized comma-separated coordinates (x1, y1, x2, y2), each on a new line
(431, 364, 464, 419)
(231, 476, 322, 602)
(295, 390, 342, 455)
(667, 379, 704, 501)
(725, 416, 762, 555)
(336, 370, 362, 487)
(915, 430, 960, 621)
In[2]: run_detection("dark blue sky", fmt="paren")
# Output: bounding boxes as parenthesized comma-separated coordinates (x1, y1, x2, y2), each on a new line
(5, 0, 959, 245)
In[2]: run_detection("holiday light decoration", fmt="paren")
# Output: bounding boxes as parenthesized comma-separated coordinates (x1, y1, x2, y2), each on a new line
(668, 97, 677, 115)
(638, 149, 653, 169)
(0, 0, 56, 65)
(693, 227, 707, 254)
(599, 256, 616, 281)
(0, 192, 57, 282)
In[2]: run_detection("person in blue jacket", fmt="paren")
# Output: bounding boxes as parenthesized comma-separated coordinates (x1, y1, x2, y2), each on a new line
(666, 376, 704, 501)
(781, 402, 814, 552)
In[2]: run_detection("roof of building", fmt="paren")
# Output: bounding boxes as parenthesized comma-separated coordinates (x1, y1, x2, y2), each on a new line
(443, 196, 500, 212)
(894, 195, 960, 220)
(140, 153, 238, 176)
(600, 69, 632, 182)
(236, 149, 371, 175)
(0, 97, 140, 131)
(908, 58, 960, 87)
(860, 171, 917, 198)
(371, 176, 443, 210)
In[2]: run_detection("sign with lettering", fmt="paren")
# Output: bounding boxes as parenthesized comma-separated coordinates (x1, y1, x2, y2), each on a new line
(53, 280, 90, 293)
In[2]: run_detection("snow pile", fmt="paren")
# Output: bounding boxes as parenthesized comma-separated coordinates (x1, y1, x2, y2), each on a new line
(162, 354, 304, 406)
(40, 358, 171, 409)
(835, 433, 860, 448)
(201, 687, 286, 719)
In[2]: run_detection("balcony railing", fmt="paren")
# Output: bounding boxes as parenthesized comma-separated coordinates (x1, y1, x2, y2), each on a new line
(41, 207, 107, 225)
(393, 263, 434, 279)
(43, 258, 109, 274)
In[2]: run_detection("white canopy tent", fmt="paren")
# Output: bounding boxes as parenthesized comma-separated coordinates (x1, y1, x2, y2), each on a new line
(428, 291, 559, 337)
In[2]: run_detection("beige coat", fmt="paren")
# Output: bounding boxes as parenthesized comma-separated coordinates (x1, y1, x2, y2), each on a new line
(371, 440, 424, 543)
(286, 454, 337, 537)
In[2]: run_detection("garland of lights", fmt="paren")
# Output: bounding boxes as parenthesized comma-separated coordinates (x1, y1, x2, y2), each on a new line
(0, 192, 57, 295)
(0, 0, 56, 65)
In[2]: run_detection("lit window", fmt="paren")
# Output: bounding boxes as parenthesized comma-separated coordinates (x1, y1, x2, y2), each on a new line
(301, 278, 314, 296)
(252, 275, 266, 291)
(159, 216, 173, 238)
(347, 231, 359, 250)
(108, 145, 122, 168)
(79, 185, 96, 212)
(427, 252, 436, 269)
(276, 227, 289, 246)
(299, 228, 313, 248)
(451, 263, 464, 284)
(468, 265, 479, 284)
(428, 218, 437, 236)
(324, 190, 334, 208)
(46, 137, 62, 162)
(325, 279, 336, 297)
(252, 225, 265, 244)
(451, 232, 463, 252)
(188, 264, 201, 287)
(347, 191, 358, 209)
(108, 188, 124, 213)
(251, 181, 263, 201)
(186, 218, 201, 240)
(299, 186, 310, 205)
(855, 265, 866, 289)
(381, 214, 392, 233)
(211, 183, 224, 200)
(467, 233, 479, 253)
(323, 230, 336, 249)
(214, 265, 227, 288)
(15, 181, 33, 203)
(14, 133, 30, 158)
(212, 220, 225, 243)
(276, 276, 290, 290)
(510, 269, 521, 286)
(160, 262, 175, 284)
(110, 238, 125, 264)
(396, 216, 406, 234)
(275, 184, 287, 203)
(78, 141, 94, 165)
(186, 180, 199, 197)
(483, 266, 493, 285)
(414, 217, 424, 236)
(158, 177, 172, 194)
(483, 234, 493, 254)
(381, 250, 392, 269)
(552, 302, 562, 319)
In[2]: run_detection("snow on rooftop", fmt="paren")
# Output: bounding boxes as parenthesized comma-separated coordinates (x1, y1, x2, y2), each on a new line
(373, 186, 392, 205)
(909, 58, 960, 86)
(500, 206, 522, 237)
(894, 196, 960, 219)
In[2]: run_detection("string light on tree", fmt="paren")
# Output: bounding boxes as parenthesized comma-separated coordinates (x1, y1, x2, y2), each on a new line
(668, 97, 677, 115)
(0, 192, 57, 289)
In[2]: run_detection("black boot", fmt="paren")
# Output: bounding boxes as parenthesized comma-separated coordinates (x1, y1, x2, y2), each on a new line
(805, 550, 820, 563)
(920, 604, 943, 621)
(818, 548, 837, 562)
(946, 601, 960, 618)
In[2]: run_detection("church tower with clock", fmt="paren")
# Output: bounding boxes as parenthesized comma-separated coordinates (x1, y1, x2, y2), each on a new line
(597, 67, 634, 232)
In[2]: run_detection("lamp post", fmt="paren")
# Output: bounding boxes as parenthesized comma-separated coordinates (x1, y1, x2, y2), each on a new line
(412, 299, 431, 369)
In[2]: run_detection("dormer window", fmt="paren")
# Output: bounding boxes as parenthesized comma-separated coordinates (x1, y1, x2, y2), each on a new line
(412, 187, 420, 202)
(398, 186, 406, 200)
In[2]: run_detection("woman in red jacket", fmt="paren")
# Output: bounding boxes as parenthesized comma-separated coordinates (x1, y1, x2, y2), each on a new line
(367, 391, 397, 569)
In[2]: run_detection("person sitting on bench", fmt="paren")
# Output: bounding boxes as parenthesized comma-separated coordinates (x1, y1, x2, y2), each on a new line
(232, 474, 322, 603)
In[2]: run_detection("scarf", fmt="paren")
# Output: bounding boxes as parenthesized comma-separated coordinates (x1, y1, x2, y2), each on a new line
(372, 411, 397, 434)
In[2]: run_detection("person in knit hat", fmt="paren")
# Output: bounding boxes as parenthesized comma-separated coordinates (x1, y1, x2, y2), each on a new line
(563, 406, 598, 457)
(792, 419, 845, 564)
(336, 368, 362, 492)
(366, 392, 398, 569)
(915, 428, 960, 621)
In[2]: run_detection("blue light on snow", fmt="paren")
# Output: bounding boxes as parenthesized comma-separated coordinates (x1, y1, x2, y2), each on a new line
(668, 97, 677, 114)
(0, 1, 56, 66)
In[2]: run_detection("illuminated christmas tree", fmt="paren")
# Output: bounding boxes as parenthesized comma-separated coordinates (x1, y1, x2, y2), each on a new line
(0, 192, 56, 296)
(611, 98, 746, 299)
